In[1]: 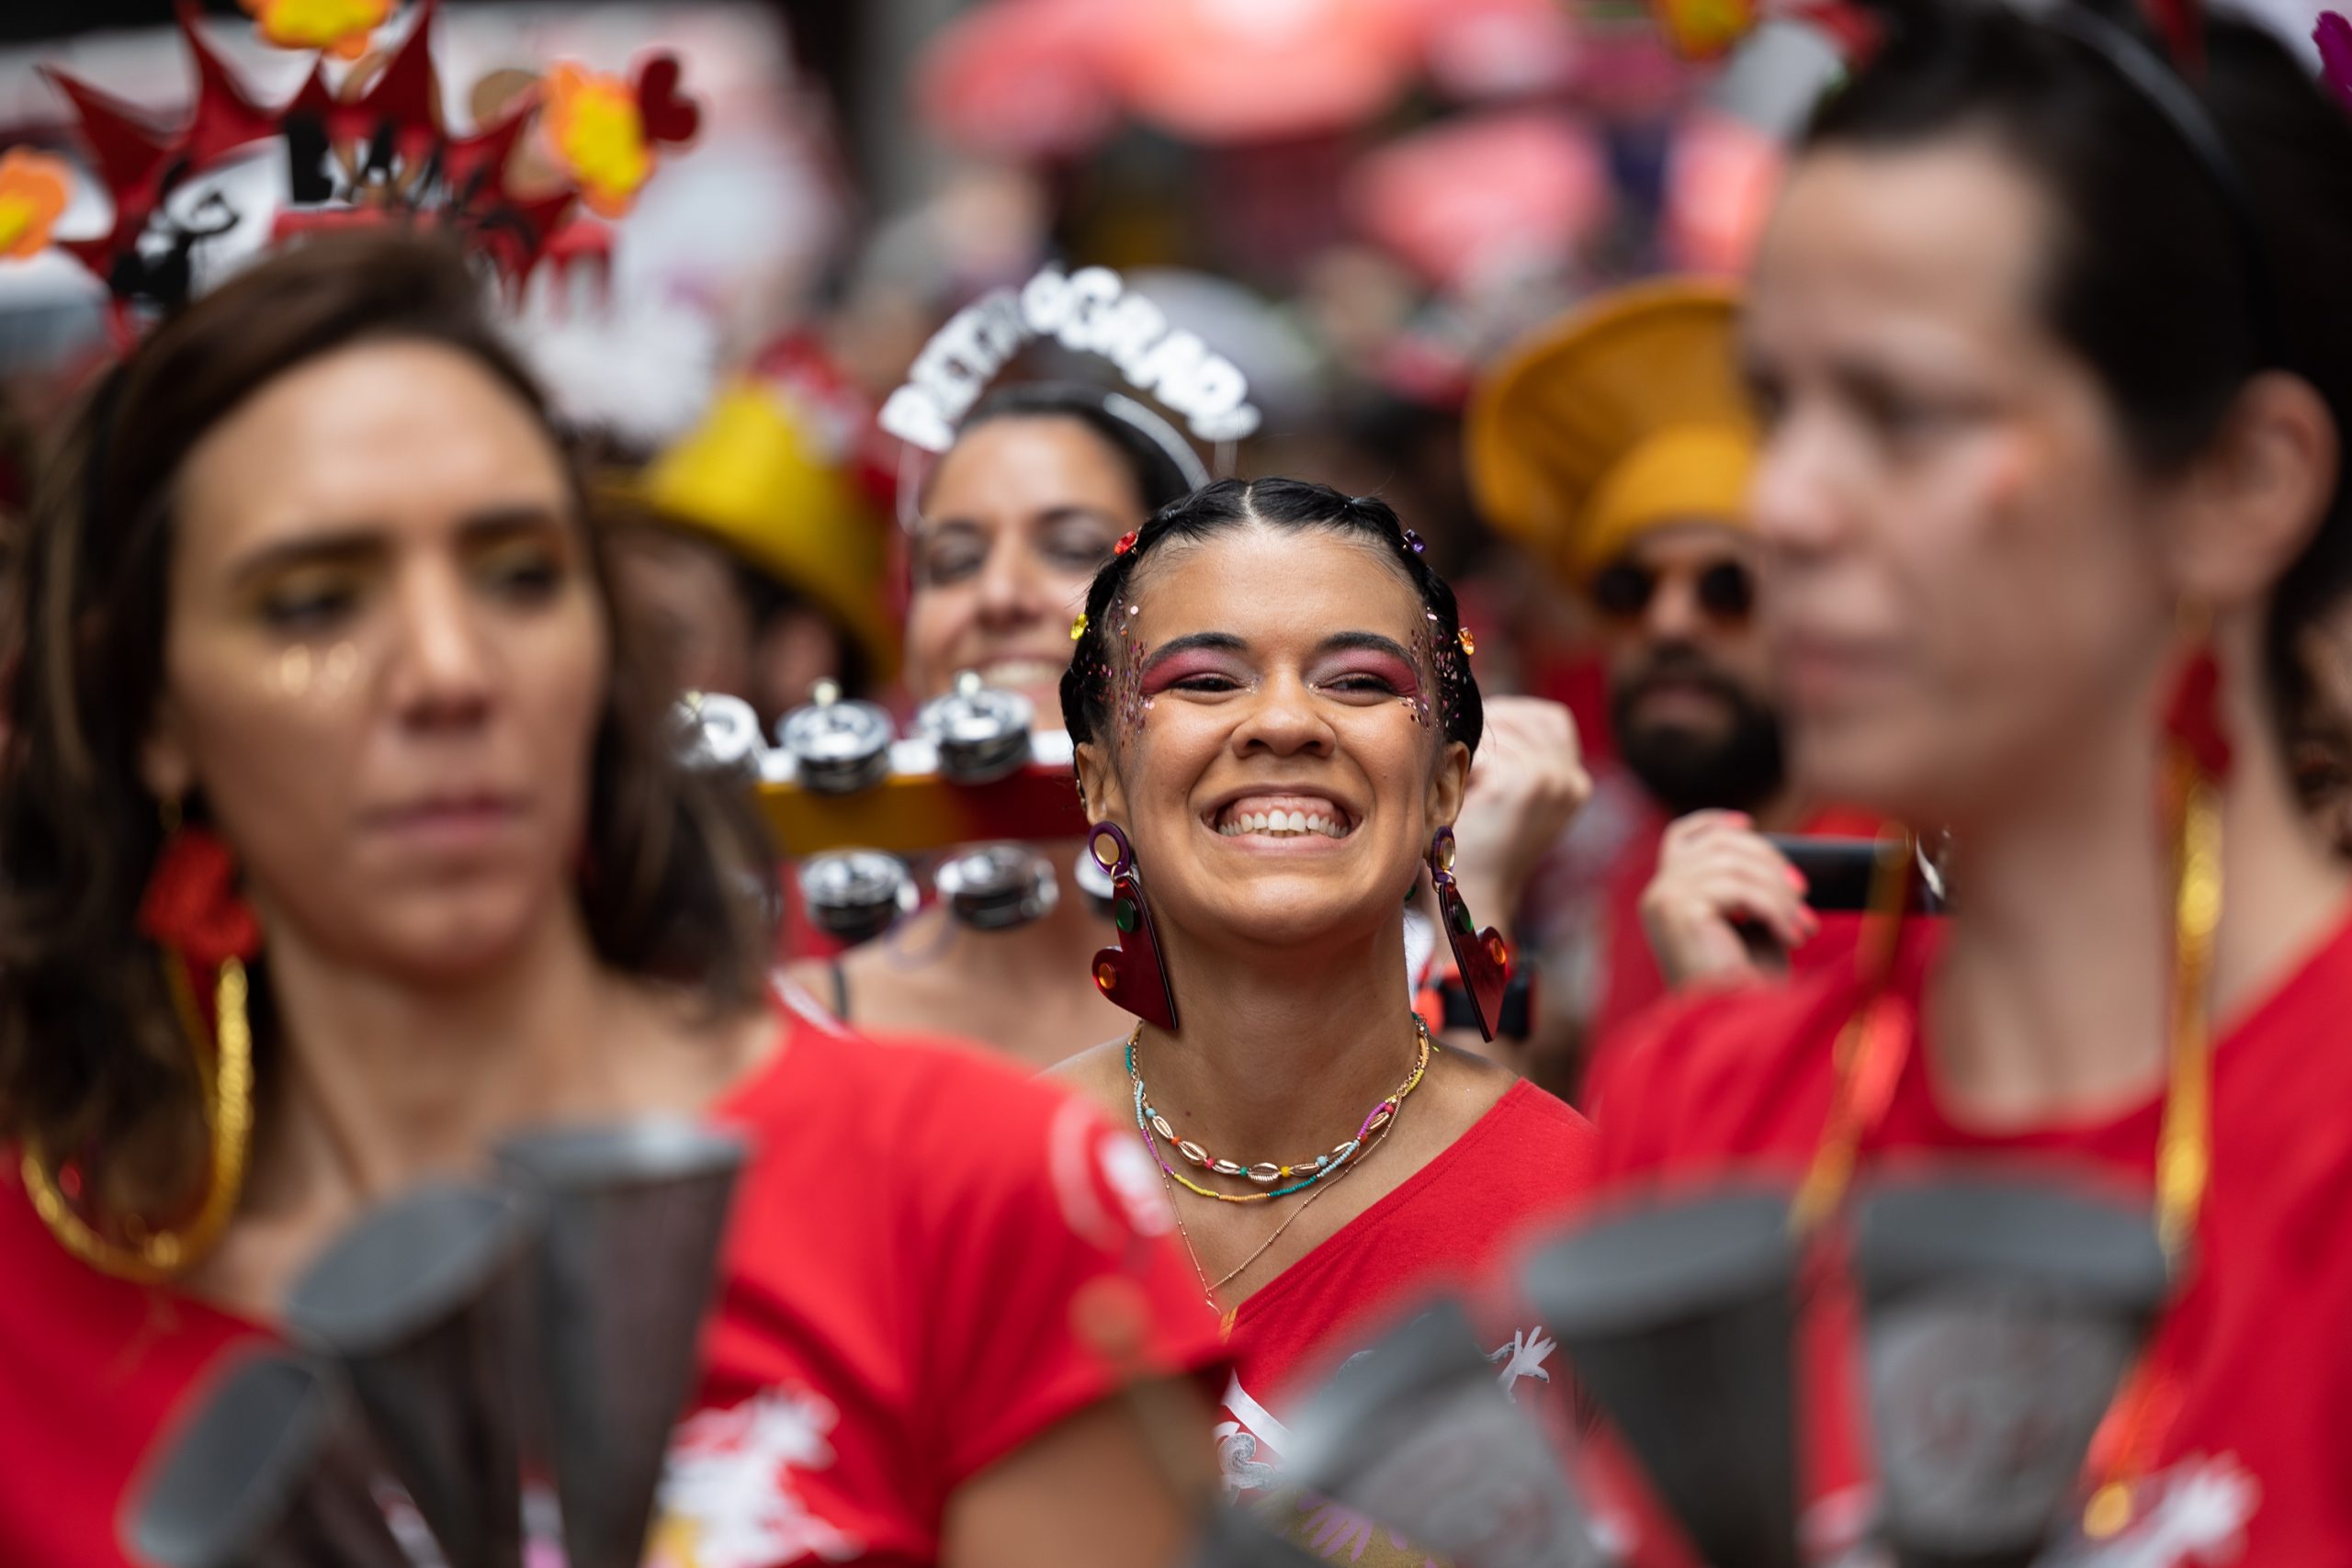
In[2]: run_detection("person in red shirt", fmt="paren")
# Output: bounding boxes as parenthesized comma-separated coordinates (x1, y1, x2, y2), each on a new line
(1466, 281, 1869, 1084)
(1050, 478, 1600, 1565)
(782, 379, 1587, 1077)
(1588, 4, 2352, 1563)
(0, 232, 1218, 1568)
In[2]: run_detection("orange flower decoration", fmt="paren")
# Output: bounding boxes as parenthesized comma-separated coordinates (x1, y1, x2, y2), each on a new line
(543, 62, 653, 220)
(0, 149, 73, 263)
(239, 0, 392, 61)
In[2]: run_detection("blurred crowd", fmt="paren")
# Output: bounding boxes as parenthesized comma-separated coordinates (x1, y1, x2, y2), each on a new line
(8, 2, 2352, 1566)
(0, 0, 1830, 1095)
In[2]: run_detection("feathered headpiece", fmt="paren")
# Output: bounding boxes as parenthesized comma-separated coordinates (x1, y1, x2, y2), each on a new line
(9, 0, 700, 334)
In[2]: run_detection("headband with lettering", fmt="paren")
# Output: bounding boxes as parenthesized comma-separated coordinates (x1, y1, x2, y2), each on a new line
(879, 264, 1260, 526)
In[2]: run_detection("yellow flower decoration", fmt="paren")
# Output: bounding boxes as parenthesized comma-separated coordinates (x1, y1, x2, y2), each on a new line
(239, 0, 391, 61)
(544, 62, 652, 220)
(0, 149, 72, 263)
(1653, 0, 1758, 59)
(1070, 612, 1089, 641)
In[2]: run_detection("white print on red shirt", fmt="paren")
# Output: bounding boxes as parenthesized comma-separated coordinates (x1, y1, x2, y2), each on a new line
(1050, 1100, 1175, 1248)
(1215, 1325, 1556, 1495)
(1812, 1454, 2257, 1568)
(2041, 1455, 2258, 1568)
(648, 1389, 864, 1568)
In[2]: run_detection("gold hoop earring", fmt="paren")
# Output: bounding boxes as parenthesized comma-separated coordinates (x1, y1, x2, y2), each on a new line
(24, 798, 257, 1284)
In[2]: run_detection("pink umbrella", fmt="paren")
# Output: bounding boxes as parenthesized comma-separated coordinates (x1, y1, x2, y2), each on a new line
(917, 0, 1120, 159)
(1099, 0, 1427, 144)
(1416, 0, 1582, 100)
(1662, 108, 1783, 275)
(921, 0, 1590, 153)
(1347, 109, 1609, 291)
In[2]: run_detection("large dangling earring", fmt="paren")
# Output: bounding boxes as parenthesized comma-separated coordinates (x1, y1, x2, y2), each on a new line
(1087, 822, 1177, 1029)
(1428, 827, 1510, 1042)
(20, 804, 260, 1283)
(2083, 616, 2231, 1540)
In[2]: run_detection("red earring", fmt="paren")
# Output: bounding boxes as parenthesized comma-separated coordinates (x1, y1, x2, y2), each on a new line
(1088, 823, 1176, 1029)
(24, 807, 261, 1283)
(140, 815, 262, 971)
(1429, 827, 1509, 1042)
(2162, 639, 2233, 787)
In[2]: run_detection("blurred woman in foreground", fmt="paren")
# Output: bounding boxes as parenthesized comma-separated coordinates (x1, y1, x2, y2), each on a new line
(1591, 5, 2352, 1561)
(0, 233, 1216, 1568)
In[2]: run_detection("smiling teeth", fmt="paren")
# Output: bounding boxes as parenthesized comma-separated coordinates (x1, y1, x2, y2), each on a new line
(1217, 810, 1348, 839)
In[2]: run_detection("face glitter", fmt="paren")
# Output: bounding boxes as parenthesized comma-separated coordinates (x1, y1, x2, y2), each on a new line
(1106, 591, 1149, 748)
(274, 646, 312, 697)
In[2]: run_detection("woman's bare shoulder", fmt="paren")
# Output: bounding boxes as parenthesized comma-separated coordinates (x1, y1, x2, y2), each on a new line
(1044, 1037, 1133, 1114)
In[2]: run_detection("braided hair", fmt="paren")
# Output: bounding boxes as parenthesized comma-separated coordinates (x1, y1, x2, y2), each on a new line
(1059, 477, 1485, 756)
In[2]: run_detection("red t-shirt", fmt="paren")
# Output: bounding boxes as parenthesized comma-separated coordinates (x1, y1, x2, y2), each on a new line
(1590, 910, 2352, 1566)
(0, 987, 1222, 1568)
(1585, 806, 1881, 1088)
(1212, 1080, 1600, 1563)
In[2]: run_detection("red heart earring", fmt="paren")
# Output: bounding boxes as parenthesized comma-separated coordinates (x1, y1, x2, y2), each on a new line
(1429, 827, 1510, 1042)
(1088, 822, 1176, 1029)
(632, 53, 703, 148)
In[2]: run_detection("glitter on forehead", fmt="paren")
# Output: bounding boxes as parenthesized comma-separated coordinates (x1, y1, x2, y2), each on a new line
(1409, 607, 1466, 736)
(1406, 612, 1442, 729)
(1107, 589, 1148, 746)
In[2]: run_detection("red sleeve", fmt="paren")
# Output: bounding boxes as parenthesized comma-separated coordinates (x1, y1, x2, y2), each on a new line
(899, 1059, 1225, 1485)
(1584, 992, 1709, 1184)
(0, 1168, 262, 1568)
(1583, 829, 1670, 1083)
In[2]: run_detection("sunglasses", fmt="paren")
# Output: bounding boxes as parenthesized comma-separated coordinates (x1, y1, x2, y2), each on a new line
(1590, 558, 1756, 625)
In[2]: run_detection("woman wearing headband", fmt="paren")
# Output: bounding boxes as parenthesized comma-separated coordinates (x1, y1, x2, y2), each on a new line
(804, 374, 1589, 1073)
(1589, 3, 2352, 1561)
(0, 234, 1219, 1567)
(787, 382, 1198, 1066)
(1051, 478, 1597, 1551)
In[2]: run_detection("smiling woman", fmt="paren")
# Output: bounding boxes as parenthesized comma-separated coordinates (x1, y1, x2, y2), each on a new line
(0, 233, 1219, 1568)
(1050, 478, 1597, 1557)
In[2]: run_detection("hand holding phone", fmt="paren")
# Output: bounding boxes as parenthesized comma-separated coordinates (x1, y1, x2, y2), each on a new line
(1639, 811, 1819, 989)
(1764, 835, 1946, 914)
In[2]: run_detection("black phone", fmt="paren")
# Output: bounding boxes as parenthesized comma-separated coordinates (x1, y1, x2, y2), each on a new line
(1764, 835, 1947, 915)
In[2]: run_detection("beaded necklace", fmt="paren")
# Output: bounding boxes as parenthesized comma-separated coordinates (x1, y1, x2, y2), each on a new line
(1125, 1018, 1433, 1203)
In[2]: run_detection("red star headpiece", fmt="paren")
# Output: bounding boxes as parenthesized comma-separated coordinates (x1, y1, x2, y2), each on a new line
(22, 0, 699, 333)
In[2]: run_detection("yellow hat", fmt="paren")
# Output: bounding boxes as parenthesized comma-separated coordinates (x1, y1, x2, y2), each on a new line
(639, 380, 900, 683)
(1467, 277, 1755, 587)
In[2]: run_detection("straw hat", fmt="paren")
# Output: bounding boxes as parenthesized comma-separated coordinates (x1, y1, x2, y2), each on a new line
(1467, 277, 1755, 587)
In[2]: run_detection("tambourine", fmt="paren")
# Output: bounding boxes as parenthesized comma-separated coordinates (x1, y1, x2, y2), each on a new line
(677, 681, 1099, 944)
(677, 685, 1088, 858)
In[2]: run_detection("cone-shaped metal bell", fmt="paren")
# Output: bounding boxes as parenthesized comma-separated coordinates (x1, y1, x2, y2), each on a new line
(493, 1120, 749, 1568)
(1524, 1187, 1803, 1568)
(281, 1181, 532, 1568)
(122, 1348, 411, 1568)
(1283, 1296, 1610, 1568)
(1854, 1177, 2170, 1568)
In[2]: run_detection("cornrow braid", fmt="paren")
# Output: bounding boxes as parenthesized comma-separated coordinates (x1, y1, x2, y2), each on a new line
(1058, 477, 1485, 754)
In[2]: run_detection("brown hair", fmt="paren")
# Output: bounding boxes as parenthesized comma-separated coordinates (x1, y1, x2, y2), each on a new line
(0, 231, 780, 1214)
